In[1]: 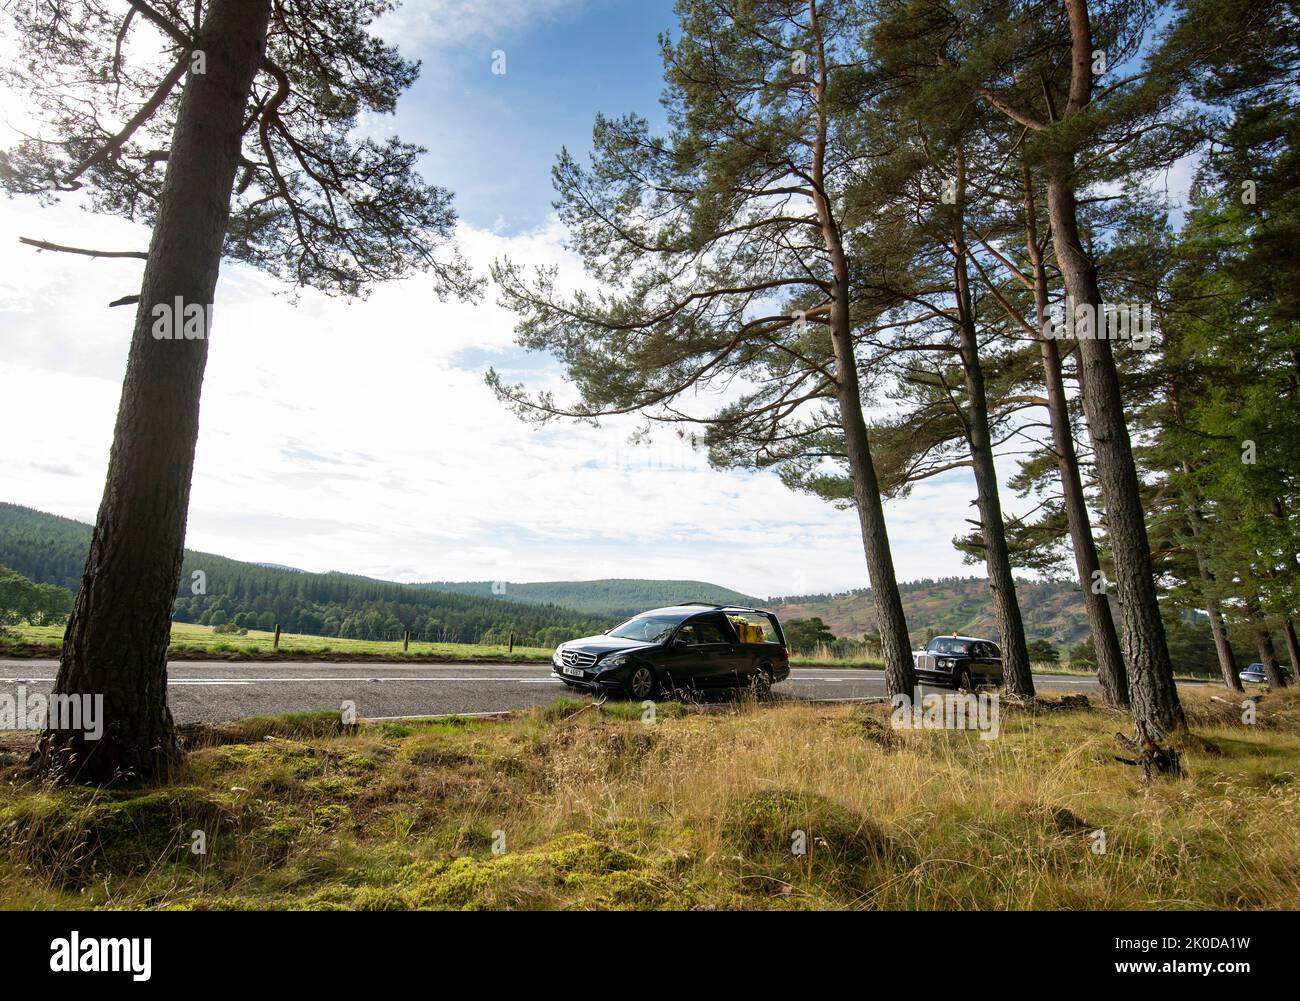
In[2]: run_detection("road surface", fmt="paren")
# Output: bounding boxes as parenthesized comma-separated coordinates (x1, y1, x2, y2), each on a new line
(0, 660, 1103, 724)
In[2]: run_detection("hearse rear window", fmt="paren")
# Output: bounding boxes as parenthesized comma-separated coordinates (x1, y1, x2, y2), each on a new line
(727, 612, 779, 644)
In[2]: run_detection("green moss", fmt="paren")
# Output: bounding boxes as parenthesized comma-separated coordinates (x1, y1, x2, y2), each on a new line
(223, 711, 354, 742)
(722, 790, 902, 904)
(1, 786, 232, 888)
(398, 833, 664, 909)
(534, 697, 591, 722)
(304, 775, 362, 799)
(400, 737, 474, 767)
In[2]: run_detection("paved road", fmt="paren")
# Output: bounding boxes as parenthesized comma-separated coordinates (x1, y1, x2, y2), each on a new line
(0, 660, 1102, 725)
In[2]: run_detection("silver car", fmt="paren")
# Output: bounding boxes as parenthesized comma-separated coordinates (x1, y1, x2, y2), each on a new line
(1239, 662, 1294, 684)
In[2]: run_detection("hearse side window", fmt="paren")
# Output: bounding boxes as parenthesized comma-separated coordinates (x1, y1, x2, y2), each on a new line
(679, 616, 728, 645)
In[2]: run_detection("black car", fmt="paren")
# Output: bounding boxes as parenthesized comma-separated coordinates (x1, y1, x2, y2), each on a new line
(912, 634, 1003, 690)
(552, 603, 791, 699)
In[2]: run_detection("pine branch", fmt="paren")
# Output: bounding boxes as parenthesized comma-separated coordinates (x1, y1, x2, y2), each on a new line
(19, 237, 148, 260)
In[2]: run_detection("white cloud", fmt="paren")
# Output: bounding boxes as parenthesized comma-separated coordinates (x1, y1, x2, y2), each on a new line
(372, 0, 590, 49)
(0, 192, 1005, 598)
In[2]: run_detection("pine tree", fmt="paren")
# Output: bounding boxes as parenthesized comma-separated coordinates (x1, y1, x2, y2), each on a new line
(490, 0, 918, 696)
(2, 0, 479, 784)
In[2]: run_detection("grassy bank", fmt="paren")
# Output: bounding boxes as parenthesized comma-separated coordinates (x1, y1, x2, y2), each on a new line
(1, 687, 1296, 910)
(0, 622, 554, 664)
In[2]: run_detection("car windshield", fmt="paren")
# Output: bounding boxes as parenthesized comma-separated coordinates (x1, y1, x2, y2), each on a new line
(927, 637, 971, 656)
(608, 615, 679, 643)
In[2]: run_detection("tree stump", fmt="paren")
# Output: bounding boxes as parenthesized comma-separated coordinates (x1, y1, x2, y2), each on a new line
(1114, 721, 1183, 779)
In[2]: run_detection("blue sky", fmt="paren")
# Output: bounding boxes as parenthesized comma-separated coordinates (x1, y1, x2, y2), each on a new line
(378, 0, 677, 234)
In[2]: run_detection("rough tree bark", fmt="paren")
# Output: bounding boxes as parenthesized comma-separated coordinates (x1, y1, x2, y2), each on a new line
(1168, 387, 1242, 692)
(810, 0, 914, 696)
(1021, 163, 1129, 707)
(1193, 537, 1243, 692)
(29, 0, 274, 785)
(1042, 0, 1185, 735)
(952, 148, 1035, 697)
(1249, 614, 1288, 690)
(1283, 619, 1300, 680)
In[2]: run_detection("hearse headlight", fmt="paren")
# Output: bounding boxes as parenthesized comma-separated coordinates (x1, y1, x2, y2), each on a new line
(601, 654, 630, 670)
(938, 658, 953, 669)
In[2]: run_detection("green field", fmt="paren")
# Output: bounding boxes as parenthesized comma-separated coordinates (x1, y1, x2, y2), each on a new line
(2, 622, 554, 663)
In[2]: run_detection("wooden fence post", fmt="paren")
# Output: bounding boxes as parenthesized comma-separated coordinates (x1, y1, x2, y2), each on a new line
(273, 624, 281, 651)
(508, 631, 515, 653)
(403, 630, 410, 652)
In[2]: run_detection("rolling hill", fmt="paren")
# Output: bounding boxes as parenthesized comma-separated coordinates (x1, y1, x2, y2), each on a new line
(3, 501, 1103, 653)
(770, 577, 1107, 652)
(417, 579, 762, 618)
(0, 503, 608, 646)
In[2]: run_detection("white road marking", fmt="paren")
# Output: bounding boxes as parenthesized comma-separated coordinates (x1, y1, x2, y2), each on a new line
(170, 680, 254, 686)
(184, 676, 565, 683)
(362, 711, 513, 722)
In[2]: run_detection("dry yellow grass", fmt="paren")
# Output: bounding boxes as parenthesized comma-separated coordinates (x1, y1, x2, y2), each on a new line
(1, 687, 1296, 910)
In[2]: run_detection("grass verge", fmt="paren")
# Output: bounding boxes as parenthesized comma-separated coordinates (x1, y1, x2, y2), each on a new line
(1, 686, 1296, 909)
(0, 622, 554, 664)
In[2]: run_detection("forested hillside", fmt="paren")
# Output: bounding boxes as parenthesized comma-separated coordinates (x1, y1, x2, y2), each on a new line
(418, 578, 761, 617)
(0, 504, 93, 591)
(772, 578, 1255, 675)
(0, 504, 608, 646)
(772, 577, 1099, 649)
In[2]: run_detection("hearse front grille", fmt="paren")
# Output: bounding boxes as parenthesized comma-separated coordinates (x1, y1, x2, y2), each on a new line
(561, 650, 597, 669)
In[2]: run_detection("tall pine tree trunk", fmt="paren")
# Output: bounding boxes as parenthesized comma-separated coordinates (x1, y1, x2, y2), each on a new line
(831, 336, 918, 698)
(809, 1, 914, 696)
(29, 0, 274, 785)
(1245, 601, 1287, 689)
(1182, 485, 1242, 693)
(1167, 387, 1241, 692)
(1046, 168, 1183, 735)
(953, 150, 1034, 696)
(1043, 0, 1184, 736)
(1022, 165, 1127, 706)
(1204, 597, 1242, 692)
(1283, 619, 1300, 679)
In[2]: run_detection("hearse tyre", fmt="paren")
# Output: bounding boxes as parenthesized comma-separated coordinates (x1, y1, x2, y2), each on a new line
(628, 664, 658, 699)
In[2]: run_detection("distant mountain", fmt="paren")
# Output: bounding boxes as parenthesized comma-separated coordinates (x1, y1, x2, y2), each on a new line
(417, 579, 764, 618)
(770, 577, 1106, 652)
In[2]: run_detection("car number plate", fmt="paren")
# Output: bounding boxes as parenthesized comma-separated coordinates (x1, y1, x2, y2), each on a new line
(562, 666, 584, 677)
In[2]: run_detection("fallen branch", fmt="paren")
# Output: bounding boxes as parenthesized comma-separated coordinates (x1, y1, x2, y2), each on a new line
(1114, 722, 1183, 779)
